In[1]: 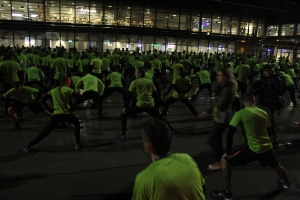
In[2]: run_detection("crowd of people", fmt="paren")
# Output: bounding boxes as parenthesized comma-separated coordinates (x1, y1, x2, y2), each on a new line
(0, 45, 296, 199)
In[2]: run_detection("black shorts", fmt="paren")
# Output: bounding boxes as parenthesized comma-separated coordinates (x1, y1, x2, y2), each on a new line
(226, 146, 279, 168)
(11, 101, 45, 115)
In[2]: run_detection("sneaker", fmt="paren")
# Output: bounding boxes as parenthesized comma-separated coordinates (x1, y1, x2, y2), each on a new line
(120, 132, 126, 140)
(207, 162, 222, 171)
(75, 143, 81, 149)
(13, 124, 21, 132)
(23, 144, 31, 152)
(277, 178, 291, 190)
(210, 189, 233, 200)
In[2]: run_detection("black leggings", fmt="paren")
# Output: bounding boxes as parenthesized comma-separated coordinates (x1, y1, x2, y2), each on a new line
(121, 105, 173, 135)
(191, 83, 212, 101)
(102, 87, 127, 101)
(163, 96, 198, 117)
(71, 91, 102, 114)
(27, 113, 80, 147)
(154, 71, 167, 89)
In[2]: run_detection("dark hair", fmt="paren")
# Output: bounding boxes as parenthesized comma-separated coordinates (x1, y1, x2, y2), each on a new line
(136, 68, 145, 77)
(242, 93, 255, 103)
(218, 68, 235, 87)
(13, 81, 23, 87)
(143, 118, 172, 155)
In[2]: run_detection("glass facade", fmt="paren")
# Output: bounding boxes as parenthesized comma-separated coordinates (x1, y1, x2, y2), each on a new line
(267, 25, 279, 36)
(281, 24, 295, 36)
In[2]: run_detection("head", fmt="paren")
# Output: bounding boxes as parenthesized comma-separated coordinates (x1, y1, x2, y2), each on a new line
(263, 65, 272, 77)
(142, 118, 172, 160)
(13, 81, 23, 93)
(217, 68, 234, 84)
(60, 76, 71, 87)
(177, 66, 185, 77)
(242, 93, 256, 107)
(135, 68, 145, 78)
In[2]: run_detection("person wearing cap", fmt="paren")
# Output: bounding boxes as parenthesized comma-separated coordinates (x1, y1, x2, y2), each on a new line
(190, 64, 212, 102)
(23, 76, 81, 152)
(252, 64, 284, 148)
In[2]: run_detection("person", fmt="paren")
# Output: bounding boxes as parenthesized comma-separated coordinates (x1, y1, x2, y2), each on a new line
(163, 67, 198, 118)
(252, 64, 284, 148)
(23, 76, 81, 152)
(51, 50, 70, 87)
(191, 65, 212, 102)
(25, 64, 49, 92)
(279, 71, 297, 107)
(132, 118, 206, 200)
(120, 68, 173, 140)
(101, 66, 126, 101)
(2, 81, 52, 131)
(71, 69, 105, 118)
(211, 94, 290, 200)
(234, 58, 250, 98)
(199, 68, 235, 170)
(90, 51, 103, 80)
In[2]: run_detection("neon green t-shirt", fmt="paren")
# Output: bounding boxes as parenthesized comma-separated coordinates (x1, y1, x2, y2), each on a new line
(229, 106, 273, 153)
(132, 153, 205, 200)
(151, 59, 162, 72)
(76, 59, 83, 73)
(91, 58, 103, 74)
(0, 60, 22, 84)
(287, 68, 296, 78)
(75, 74, 104, 95)
(102, 58, 110, 70)
(235, 64, 250, 83)
(171, 63, 183, 77)
(132, 60, 144, 70)
(172, 75, 191, 99)
(3, 86, 38, 104)
(71, 76, 82, 86)
(145, 72, 153, 80)
(280, 72, 294, 86)
(112, 54, 121, 66)
(48, 86, 74, 115)
(52, 58, 68, 80)
(107, 72, 123, 87)
(128, 77, 156, 107)
(26, 67, 42, 82)
(192, 70, 211, 84)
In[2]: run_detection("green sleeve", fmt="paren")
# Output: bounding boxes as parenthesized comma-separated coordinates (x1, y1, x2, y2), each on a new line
(128, 81, 135, 93)
(75, 78, 84, 93)
(3, 88, 15, 99)
(229, 112, 241, 127)
(131, 175, 148, 200)
(98, 79, 105, 96)
(27, 87, 39, 94)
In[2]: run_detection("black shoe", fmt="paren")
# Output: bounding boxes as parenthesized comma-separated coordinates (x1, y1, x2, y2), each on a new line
(210, 189, 233, 200)
(277, 178, 291, 190)
(23, 144, 31, 152)
(75, 143, 81, 149)
(13, 124, 21, 132)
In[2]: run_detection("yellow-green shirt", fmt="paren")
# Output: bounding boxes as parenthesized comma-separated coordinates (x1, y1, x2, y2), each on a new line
(129, 78, 156, 107)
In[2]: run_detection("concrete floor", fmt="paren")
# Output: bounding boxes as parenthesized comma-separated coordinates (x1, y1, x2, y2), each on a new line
(0, 76, 300, 200)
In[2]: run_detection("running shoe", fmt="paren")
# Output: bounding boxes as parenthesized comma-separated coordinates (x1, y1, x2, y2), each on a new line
(207, 162, 222, 170)
(23, 144, 31, 153)
(12, 124, 21, 132)
(75, 143, 81, 149)
(210, 189, 233, 200)
(277, 178, 291, 190)
(120, 132, 127, 140)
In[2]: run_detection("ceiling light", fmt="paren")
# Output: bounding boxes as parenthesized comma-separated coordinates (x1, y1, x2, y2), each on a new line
(12, 13, 22, 17)
(173, 15, 176, 16)
(90, 10, 96, 13)
(31, 14, 38, 17)
(3, 1, 8, 3)
(30, 9, 33, 10)
(108, 5, 112, 8)
(127, 7, 131, 9)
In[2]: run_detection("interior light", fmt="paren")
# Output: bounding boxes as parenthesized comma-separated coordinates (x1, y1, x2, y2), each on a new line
(12, 13, 23, 17)
(173, 15, 176, 16)
(3, 1, 8, 3)
(108, 5, 112, 8)
(31, 14, 38, 17)
(90, 10, 96, 12)
(127, 7, 131, 9)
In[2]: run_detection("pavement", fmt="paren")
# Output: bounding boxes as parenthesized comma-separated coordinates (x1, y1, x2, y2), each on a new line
(0, 75, 300, 200)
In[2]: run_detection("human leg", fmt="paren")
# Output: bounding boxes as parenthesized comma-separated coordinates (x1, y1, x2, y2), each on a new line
(162, 96, 177, 116)
(181, 98, 198, 116)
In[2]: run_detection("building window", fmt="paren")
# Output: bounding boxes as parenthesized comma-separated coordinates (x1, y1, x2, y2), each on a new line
(267, 25, 279, 36)
(191, 13, 200, 32)
(240, 18, 249, 36)
(104, 3, 117, 25)
(60, 0, 75, 23)
(144, 7, 155, 28)
(257, 21, 265, 37)
(90, 1, 103, 25)
(156, 9, 168, 29)
(201, 13, 211, 33)
(211, 15, 221, 34)
(221, 15, 231, 34)
(12, 0, 29, 21)
(131, 4, 143, 27)
(231, 16, 239, 35)
(45, 0, 59, 23)
(281, 24, 295, 36)
(117, 4, 131, 26)
(180, 12, 191, 31)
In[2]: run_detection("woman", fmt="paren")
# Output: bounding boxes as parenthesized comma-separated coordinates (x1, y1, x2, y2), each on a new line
(23, 76, 81, 152)
(163, 66, 198, 118)
(199, 68, 235, 170)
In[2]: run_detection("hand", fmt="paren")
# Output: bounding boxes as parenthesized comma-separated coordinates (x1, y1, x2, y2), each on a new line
(122, 108, 127, 114)
(222, 153, 228, 158)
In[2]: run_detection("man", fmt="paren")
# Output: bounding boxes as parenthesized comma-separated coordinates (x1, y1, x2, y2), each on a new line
(211, 94, 290, 200)
(280, 71, 297, 107)
(252, 64, 283, 148)
(2, 81, 52, 131)
(191, 65, 212, 102)
(132, 118, 206, 200)
(71, 69, 105, 118)
(90, 51, 103, 79)
(234, 58, 250, 97)
(120, 68, 173, 139)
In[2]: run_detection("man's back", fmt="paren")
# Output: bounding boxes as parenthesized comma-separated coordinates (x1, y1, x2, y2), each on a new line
(132, 153, 205, 200)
